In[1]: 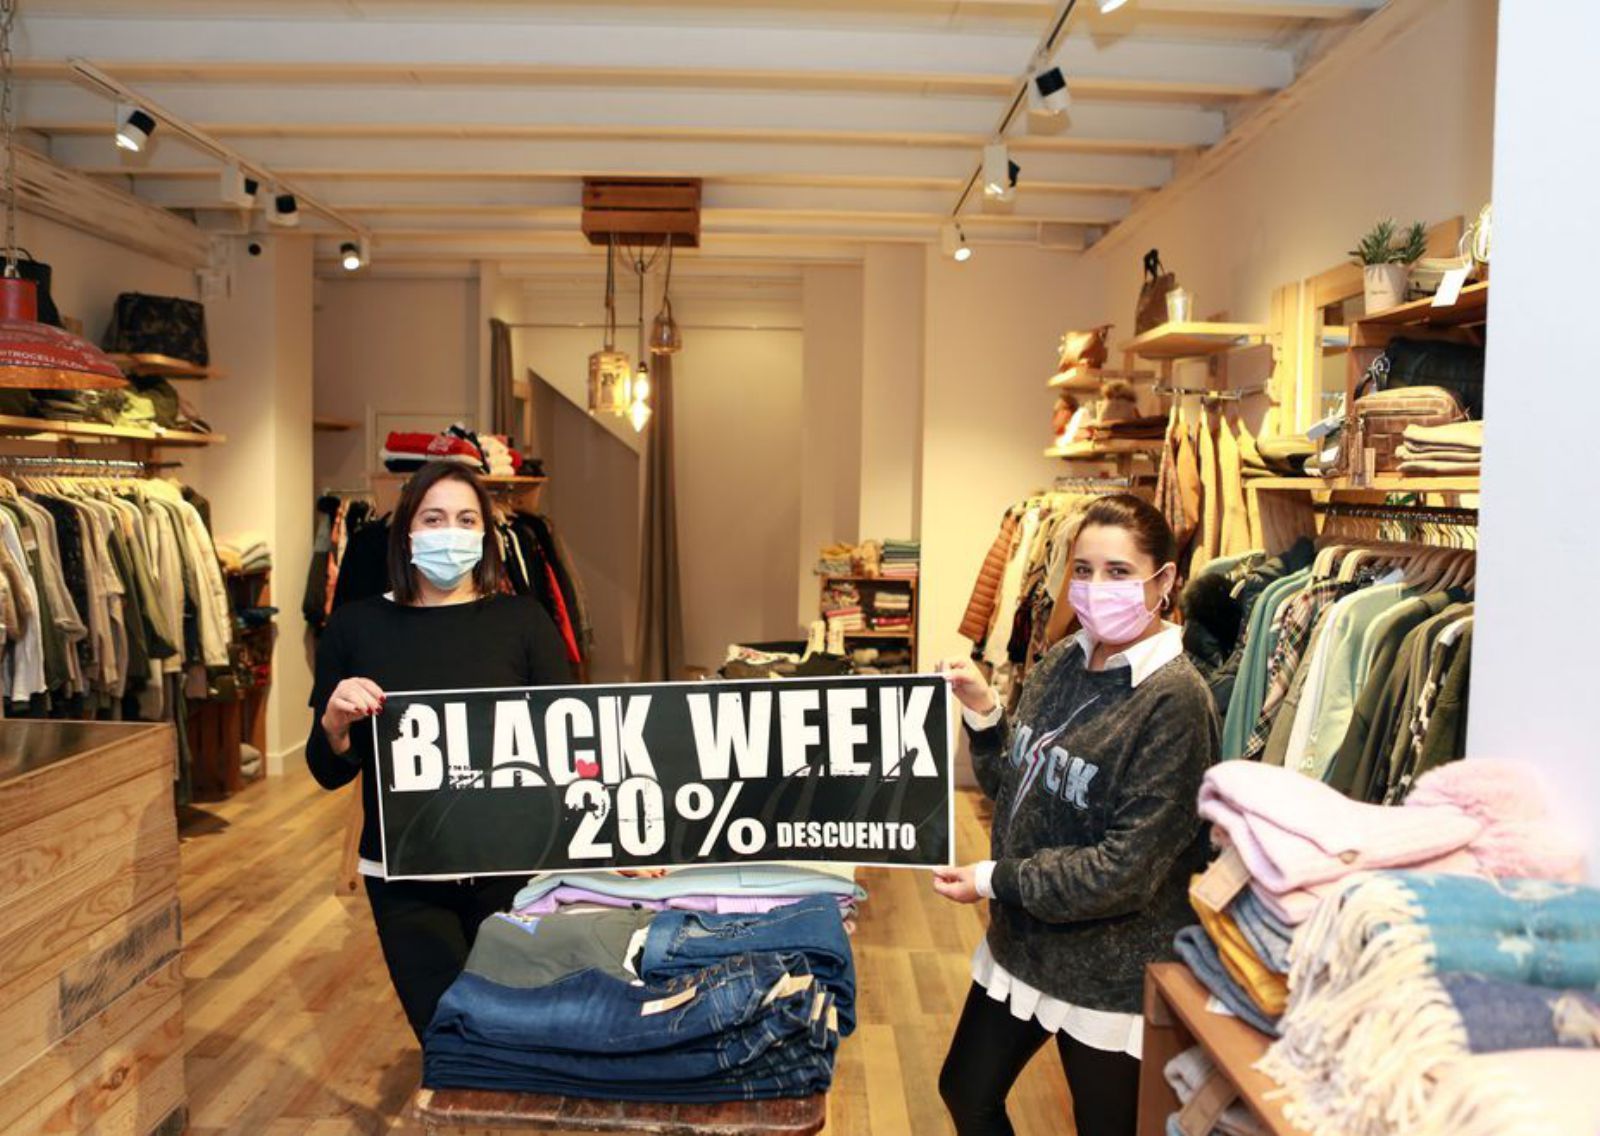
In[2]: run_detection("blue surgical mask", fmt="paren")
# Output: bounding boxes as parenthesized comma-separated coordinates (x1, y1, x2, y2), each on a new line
(410, 527, 484, 590)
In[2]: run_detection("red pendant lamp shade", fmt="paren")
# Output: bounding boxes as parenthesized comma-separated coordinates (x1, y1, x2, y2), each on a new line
(0, 275, 127, 390)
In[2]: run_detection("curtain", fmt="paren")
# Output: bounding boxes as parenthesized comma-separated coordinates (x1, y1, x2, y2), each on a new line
(634, 354, 685, 681)
(489, 318, 514, 439)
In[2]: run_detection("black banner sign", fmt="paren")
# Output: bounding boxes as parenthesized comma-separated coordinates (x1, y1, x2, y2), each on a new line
(372, 674, 953, 879)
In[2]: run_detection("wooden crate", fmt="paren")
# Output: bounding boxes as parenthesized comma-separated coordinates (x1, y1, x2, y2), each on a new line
(581, 178, 702, 248)
(0, 722, 187, 1136)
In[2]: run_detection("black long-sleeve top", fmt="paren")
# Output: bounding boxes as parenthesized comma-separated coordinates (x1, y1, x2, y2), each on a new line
(306, 594, 574, 863)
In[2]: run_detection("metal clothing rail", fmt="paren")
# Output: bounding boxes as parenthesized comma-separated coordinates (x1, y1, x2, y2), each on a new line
(1154, 384, 1273, 403)
(1052, 475, 1143, 491)
(0, 454, 153, 474)
(1314, 502, 1479, 524)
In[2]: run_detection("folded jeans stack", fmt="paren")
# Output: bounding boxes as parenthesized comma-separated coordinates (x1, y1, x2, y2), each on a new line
(1259, 872, 1600, 1136)
(1395, 420, 1483, 475)
(423, 896, 856, 1102)
(511, 863, 867, 922)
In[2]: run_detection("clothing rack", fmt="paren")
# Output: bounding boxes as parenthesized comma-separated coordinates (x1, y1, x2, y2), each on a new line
(1052, 475, 1143, 492)
(1154, 383, 1273, 403)
(0, 455, 154, 476)
(1314, 502, 1479, 525)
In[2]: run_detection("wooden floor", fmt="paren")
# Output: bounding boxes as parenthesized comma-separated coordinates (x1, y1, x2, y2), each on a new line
(176, 766, 1073, 1135)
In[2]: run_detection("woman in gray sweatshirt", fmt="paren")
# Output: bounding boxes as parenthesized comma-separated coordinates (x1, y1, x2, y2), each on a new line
(935, 494, 1219, 1136)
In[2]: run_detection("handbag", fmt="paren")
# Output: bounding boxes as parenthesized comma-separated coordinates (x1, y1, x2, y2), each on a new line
(1057, 324, 1112, 370)
(1352, 386, 1467, 474)
(1358, 336, 1484, 419)
(103, 292, 210, 366)
(11, 250, 62, 327)
(1135, 249, 1177, 334)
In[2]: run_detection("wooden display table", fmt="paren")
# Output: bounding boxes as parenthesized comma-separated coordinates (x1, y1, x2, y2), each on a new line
(0, 721, 186, 1136)
(1137, 963, 1297, 1136)
(414, 1088, 826, 1136)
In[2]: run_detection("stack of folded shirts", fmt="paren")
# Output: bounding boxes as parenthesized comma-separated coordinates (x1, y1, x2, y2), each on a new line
(821, 582, 861, 613)
(424, 896, 854, 1102)
(1396, 420, 1483, 474)
(217, 532, 271, 574)
(1259, 873, 1600, 1136)
(511, 864, 865, 921)
(478, 434, 523, 477)
(825, 606, 865, 633)
(1175, 760, 1585, 1039)
(815, 542, 856, 577)
(879, 539, 920, 580)
(869, 617, 911, 633)
(870, 591, 911, 613)
(1240, 434, 1317, 479)
(381, 427, 486, 472)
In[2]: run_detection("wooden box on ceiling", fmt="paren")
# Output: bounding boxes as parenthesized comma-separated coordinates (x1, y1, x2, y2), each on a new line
(581, 177, 702, 248)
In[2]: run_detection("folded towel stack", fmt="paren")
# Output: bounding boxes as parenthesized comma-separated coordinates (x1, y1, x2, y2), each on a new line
(879, 538, 920, 580)
(1396, 420, 1483, 475)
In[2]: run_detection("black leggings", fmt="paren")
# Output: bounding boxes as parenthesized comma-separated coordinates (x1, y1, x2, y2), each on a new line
(940, 983, 1142, 1136)
(364, 874, 526, 1040)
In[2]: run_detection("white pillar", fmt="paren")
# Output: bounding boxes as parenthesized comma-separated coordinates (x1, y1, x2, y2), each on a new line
(1469, 0, 1600, 880)
(858, 245, 926, 542)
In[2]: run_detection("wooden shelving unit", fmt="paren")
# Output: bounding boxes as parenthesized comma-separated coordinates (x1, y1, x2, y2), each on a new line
(1048, 365, 1156, 392)
(108, 352, 225, 380)
(1138, 964, 1297, 1136)
(1122, 322, 1269, 360)
(1356, 280, 1488, 329)
(0, 414, 223, 447)
(820, 574, 917, 660)
(371, 472, 548, 514)
(1045, 439, 1164, 461)
(1248, 474, 1480, 494)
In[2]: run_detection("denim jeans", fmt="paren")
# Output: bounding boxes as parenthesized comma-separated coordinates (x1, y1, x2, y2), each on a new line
(639, 894, 857, 1036)
(423, 955, 839, 1102)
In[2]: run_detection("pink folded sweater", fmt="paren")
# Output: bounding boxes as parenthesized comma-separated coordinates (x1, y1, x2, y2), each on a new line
(1198, 762, 1484, 895)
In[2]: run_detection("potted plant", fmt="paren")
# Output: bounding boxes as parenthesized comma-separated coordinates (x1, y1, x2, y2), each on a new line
(1350, 219, 1428, 313)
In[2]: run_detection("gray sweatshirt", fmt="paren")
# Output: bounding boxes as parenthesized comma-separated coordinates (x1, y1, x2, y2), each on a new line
(969, 634, 1218, 1013)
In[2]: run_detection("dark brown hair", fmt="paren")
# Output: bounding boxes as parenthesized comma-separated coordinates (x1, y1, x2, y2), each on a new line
(387, 462, 506, 604)
(1076, 493, 1179, 570)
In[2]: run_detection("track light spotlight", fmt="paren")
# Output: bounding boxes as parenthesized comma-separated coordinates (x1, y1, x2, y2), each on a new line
(338, 235, 371, 272)
(955, 234, 972, 263)
(983, 143, 1020, 203)
(115, 103, 156, 153)
(268, 192, 299, 228)
(1027, 65, 1071, 117)
(220, 162, 256, 208)
(1098, 0, 1130, 12)
(941, 221, 973, 263)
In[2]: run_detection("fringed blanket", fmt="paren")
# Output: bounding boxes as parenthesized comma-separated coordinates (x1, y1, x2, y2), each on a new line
(1260, 873, 1600, 1136)
(1420, 1049, 1600, 1136)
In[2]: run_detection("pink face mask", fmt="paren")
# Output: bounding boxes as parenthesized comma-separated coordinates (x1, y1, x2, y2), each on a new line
(1068, 573, 1167, 645)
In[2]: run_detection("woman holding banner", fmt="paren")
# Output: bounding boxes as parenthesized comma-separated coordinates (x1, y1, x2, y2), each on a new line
(306, 462, 574, 1040)
(934, 494, 1219, 1136)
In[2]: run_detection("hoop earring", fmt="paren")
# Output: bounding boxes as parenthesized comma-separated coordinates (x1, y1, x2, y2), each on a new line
(1160, 593, 1172, 612)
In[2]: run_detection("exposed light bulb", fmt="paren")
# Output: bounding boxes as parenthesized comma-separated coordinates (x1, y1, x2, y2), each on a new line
(629, 399, 653, 433)
(340, 242, 361, 271)
(1099, 0, 1130, 12)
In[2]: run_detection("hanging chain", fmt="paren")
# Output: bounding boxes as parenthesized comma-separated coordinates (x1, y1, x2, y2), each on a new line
(1, 0, 18, 275)
(603, 233, 617, 351)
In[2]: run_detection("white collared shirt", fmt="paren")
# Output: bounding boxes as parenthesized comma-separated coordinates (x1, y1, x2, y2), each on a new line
(959, 620, 1183, 1057)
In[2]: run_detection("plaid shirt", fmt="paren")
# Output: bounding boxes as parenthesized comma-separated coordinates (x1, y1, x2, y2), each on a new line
(1242, 580, 1351, 760)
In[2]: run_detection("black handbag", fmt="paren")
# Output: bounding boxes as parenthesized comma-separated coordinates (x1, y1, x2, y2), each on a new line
(103, 292, 210, 366)
(1361, 337, 1484, 419)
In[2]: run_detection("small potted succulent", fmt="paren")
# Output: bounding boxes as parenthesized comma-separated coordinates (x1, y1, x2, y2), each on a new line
(1350, 218, 1428, 313)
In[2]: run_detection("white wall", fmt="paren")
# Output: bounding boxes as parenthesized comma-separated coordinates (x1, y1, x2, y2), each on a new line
(1470, 0, 1598, 880)
(859, 245, 925, 541)
(918, 244, 1092, 673)
(312, 276, 480, 492)
(1085, 0, 1498, 330)
(201, 236, 315, 771)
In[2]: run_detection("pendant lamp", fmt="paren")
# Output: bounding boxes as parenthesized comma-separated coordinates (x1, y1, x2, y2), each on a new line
(629, 253, 652, 433)
(587, 235, 632, 416)
(0, 0, 127, 391)
(648, 234, 682, 356)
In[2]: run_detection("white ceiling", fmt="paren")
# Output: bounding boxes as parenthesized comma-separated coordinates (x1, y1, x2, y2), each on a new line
(11, 0, 1385, 274)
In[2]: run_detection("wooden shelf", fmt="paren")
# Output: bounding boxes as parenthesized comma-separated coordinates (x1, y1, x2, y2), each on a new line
(1048, 365, 1156, 391)
(313, 416, 359, 432)
(1138, 963, 1297, 1136)
(1357, 280, 1489, 328)
(822, 575, 917, 587)
(0, 414, 224, 447)
(1121, 322, 1269, 360)
(1046, 439, 1163, 460)
(1249, 474, 1479, 493)
(107, 352, 224, 380)
(840, 630, 914, 639)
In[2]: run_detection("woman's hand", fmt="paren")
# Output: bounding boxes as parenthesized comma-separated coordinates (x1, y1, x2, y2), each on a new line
(933, 864, 982, 904)
(939, 657, 999, 716)
(322, 677, 386, 754)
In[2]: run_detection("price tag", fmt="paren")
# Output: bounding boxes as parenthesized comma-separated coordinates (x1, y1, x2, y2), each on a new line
(1432, 266, 1471, 308)
(1191, 844, 1251, 913)
(641, 986, 697, 1017)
